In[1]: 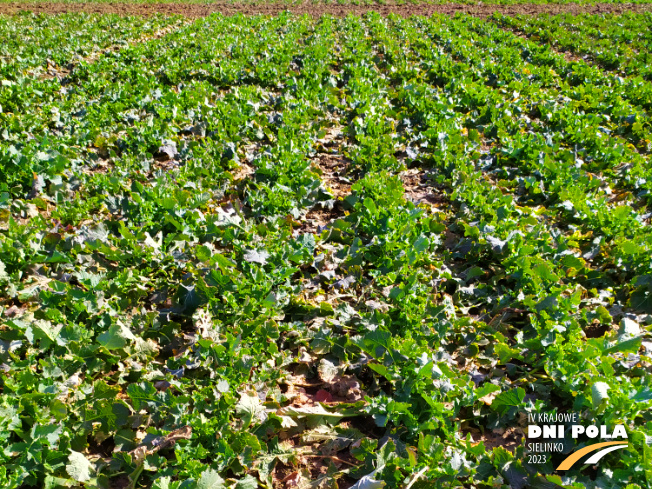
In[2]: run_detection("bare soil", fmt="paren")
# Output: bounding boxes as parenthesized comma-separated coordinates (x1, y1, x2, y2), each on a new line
(1, 1, 651, 17)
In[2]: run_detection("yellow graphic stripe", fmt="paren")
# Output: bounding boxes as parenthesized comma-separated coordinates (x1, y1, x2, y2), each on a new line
(557, 441, 628, 470)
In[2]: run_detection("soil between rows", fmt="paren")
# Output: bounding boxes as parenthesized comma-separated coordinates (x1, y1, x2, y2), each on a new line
(1, 1, 651, 17)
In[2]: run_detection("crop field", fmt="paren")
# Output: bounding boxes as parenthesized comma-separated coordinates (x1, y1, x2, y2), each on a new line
(1, 8, 652, 489)
(3, 3, 652, 19)
(0, 0, 651, 6)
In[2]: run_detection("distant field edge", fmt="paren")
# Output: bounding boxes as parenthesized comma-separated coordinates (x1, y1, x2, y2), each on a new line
(2, 1, 652, 17)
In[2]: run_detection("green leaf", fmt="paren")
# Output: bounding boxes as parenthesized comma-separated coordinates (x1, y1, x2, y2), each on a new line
(475, 383, 501, 400)
(631, 386, 652, 402)
(363, 197, 377, 214)
(30, 320, 63, 347)
(602, 336, 641, 355)
(620, 240, 642, 255)
(236, 392, 266, 428)
(66, 451, 93, 483)
(361, 330, 391, 360)
(0, 260, 8, 282)
(465, 266, 485, 280)
(213, 253, 236, 270)
(492, 387, 526, 414)
(50, 400, 68, 421)
(97, 322, 135, 350)
(368, 362, 392, 381)
(196, 245, 212, 262)
(630, 284, 652, 313)
(94, 380, 121, 400)
(619, 318, 640, 337)
(197, 469, 226, 489)
(532, 263, 559, 283)
(560, 254, 584, 270)
(235, 475, 258, 489)
(152, 477, 176, 489)
(162, 197, 177, 210)
(596, 306, 612, 324)
(413, 235, 429, 254)
(243, 249, 270, 265)
(44, 250, 68, 264)
(44, 476, 76, 489)
(495, 343, 518, 364)
(33, 423, 63, 447)
(127, 382, 159, 411)
(591, 382, 610, 409)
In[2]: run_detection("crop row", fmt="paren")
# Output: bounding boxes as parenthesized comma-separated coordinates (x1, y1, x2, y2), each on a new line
(494, 12, 652, 80)
(0, 12, 180, 79)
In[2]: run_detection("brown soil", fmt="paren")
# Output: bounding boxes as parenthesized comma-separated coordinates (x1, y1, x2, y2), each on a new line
(400, 168, 448, 208)
(463, 426, 524, 452)
(1, 1, 651, 17)
(298, 206, 342, 234)
(295, 125, 351, 235)
(583, 319, 611, 338)
(314, 153, 351, 199)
